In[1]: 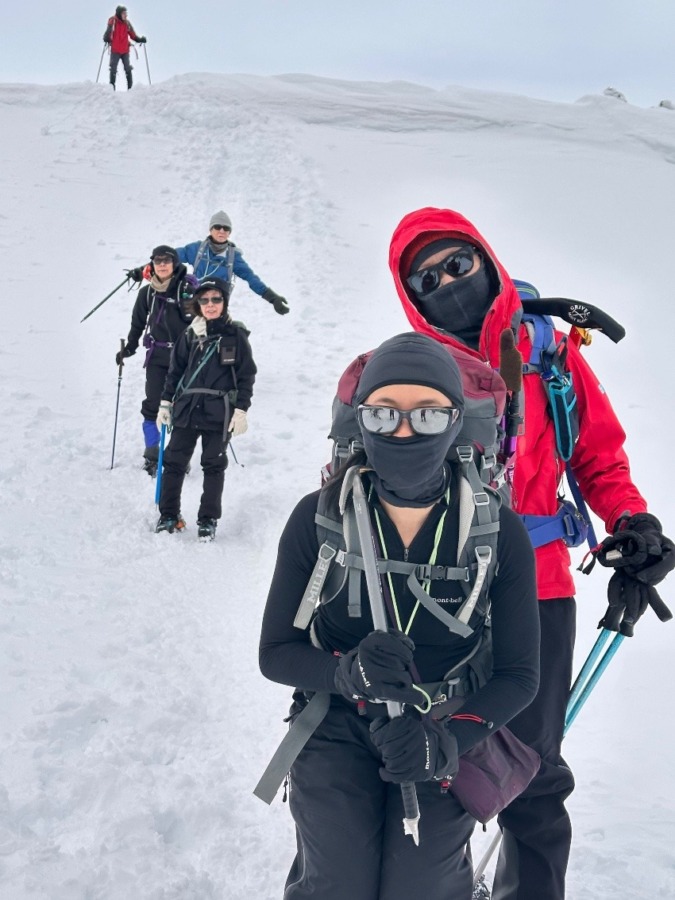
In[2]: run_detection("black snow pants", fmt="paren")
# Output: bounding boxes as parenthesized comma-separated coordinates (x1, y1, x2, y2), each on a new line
(492, 598, 576, 900)
(159, 426, 228, 520)
(285, 701, 476, 900)
(141, 361, 168, 423)
(110, 52, 132, 88)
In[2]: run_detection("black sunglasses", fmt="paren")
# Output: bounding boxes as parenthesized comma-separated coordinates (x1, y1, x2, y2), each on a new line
(152, 256, 174, 265)
(357, 405, 460, 436)
(196, 294, 225, 306)
(407, 247, 477, 297)
(211, 225, 231, 232)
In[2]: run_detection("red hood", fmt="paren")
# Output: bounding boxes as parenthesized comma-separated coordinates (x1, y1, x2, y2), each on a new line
(389, 207, 523, 368)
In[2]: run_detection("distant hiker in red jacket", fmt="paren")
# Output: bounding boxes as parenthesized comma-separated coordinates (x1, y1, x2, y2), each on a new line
(103, 6, 146, 91)
(389, 207, 675, 900)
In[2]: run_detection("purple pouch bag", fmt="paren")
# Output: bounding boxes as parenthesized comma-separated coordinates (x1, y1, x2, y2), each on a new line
(449, 726, 541, 825)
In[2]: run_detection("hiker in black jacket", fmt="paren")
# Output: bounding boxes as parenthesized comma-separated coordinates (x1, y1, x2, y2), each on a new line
(259, 333, 540, 900)
(115, 245, 197, 475)
(155, 277, 256, 541)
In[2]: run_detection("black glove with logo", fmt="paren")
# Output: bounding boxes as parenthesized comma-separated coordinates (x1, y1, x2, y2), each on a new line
(370, 711, 459, 783)
(125, 266, 144, 283)
(115, 343, 136, 366)
(597, 513, 674, 636)
(263, 288, 290, 315)
(334, 630, 419, 706)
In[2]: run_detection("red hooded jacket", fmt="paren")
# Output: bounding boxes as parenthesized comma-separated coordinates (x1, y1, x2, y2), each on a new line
(105, 15, 140, 54)
(389, 207, 647, 600)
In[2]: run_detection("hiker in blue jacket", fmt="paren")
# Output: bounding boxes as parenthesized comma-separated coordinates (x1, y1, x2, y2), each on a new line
(175, 211, 290, 316)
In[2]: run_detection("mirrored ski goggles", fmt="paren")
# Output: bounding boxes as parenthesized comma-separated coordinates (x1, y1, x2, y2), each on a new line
(406, 247, 478, 296)
(357, 405, 460, 436)
(196, 293, 225, 305)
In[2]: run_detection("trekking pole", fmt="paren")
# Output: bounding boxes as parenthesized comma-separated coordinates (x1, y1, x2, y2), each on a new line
(143, 45, 152, 85)
(564, 629, 624, 734)
(111, 339, 125, 469)
(349, 470, 421, 846)
(471, 625, 625, 896)
(81, 276, 131, 323)
(96, 44, 108, 83)
(154, 424, 166, 504)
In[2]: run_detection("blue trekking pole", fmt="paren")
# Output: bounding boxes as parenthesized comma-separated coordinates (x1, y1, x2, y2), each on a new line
(154, 425, 166, 505)
(564, 629, 624, 734)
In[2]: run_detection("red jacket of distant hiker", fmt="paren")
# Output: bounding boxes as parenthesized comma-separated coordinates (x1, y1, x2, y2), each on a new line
(389, 207, 647, 600)
(104, 15, 140, 54)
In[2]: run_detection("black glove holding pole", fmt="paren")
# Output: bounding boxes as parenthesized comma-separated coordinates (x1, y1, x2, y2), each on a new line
(596, 513, 674, 636)
(370, 711, 459, 783)
(334, 630, 419, 706)
(115, 342, 137, 367)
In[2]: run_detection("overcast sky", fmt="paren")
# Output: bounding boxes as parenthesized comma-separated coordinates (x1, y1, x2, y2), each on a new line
(3, 0, 674, 107)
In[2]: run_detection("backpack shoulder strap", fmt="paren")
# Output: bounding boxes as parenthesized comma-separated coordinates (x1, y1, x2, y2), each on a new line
(294, 489, 346, 630)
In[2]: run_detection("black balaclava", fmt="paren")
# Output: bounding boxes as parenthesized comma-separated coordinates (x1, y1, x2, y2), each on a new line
(408, 239, 497, 349)
(353, 332, 465, 508)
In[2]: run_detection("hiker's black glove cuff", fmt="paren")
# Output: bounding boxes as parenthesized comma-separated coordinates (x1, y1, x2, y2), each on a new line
(334, 630, 418, 706)
(369, 712, 459, 783)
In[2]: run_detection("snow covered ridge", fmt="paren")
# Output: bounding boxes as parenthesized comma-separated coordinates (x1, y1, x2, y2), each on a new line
(1, 71, 675, 898)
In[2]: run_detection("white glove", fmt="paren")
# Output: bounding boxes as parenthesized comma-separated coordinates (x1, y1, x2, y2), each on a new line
(156, 401, 173, 429)
(229, 408, 248, 437)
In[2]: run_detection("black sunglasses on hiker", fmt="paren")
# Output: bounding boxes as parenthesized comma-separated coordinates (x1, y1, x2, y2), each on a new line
(407, 247, 478, 296)
(196, 294, 225, 306)
(357, 405, 460, 436)
(152, 256, 174, 265)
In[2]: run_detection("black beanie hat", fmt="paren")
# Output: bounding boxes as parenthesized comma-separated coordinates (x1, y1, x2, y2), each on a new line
(150, 245, 178, 263)
(354, 332, 465, 413)
(194, 277, 231, 299)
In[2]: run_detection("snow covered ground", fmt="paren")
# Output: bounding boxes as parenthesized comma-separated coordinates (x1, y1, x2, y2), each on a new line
(1, 73, 674, 898)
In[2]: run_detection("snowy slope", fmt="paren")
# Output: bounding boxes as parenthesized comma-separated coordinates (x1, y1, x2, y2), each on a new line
(1, 74, 674, 899)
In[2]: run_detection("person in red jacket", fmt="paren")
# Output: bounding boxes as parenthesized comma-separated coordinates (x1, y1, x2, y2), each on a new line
(388, 207, 674, 900)
(103, 6, 146, 91)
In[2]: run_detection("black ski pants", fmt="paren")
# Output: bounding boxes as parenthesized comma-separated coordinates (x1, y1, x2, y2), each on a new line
(109, 52, 132, 87)
(159, 426, 228, 520)
(141, 361, 168, 423)
(492, 598, 576, 900)
(286, 702, 476, 900)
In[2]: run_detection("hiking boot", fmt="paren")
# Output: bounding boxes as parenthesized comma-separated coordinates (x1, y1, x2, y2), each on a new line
(197, 517, 217, 541)
(155, 514, 186, 534)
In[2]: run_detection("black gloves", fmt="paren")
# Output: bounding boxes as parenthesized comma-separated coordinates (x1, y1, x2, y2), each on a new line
(115, 343, 136, 366)
(596, 513, 674, 636)
(126, 267, 144, 283)
(334, 630, 419, 706)
(137, 36, 147, 43)
(370, 712, 459, 783)
(263, 288, 290, 315)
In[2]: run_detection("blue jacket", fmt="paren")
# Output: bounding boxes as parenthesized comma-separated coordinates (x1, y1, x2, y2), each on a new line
(175, 239, 268, 297)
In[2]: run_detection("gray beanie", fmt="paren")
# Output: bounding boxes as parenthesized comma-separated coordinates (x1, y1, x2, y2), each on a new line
(209, 210, 232, 230)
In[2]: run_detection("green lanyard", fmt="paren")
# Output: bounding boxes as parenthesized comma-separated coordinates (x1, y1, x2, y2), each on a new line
(373, 492, 449, 635)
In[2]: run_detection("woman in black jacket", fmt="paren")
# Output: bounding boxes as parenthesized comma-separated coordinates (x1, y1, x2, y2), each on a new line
(116, 245, 197, 475)
(259, 333, 540, 900)
(155, 278, 256, 540)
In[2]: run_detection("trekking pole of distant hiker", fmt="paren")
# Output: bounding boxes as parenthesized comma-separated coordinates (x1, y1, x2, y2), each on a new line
(111, 339, 125, 469)
(143, 44, 152, 84)
(96, 44, 108, 83)
(471, 628, 625, 895)
(349, 470, 421, 846)
(81, 276, 130, 323)
(154, 424, 166, 504)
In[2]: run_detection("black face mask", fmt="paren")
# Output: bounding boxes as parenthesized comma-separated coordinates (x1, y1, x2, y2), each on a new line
(415, 265, 494, 349)
(362, 423, 461, 508)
